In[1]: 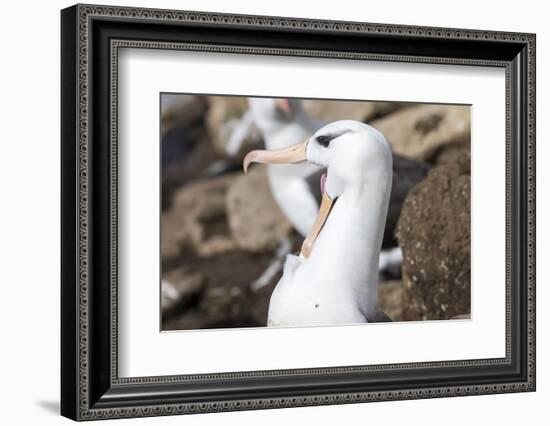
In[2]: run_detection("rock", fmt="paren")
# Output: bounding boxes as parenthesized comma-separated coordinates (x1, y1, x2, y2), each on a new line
(449, 313, 471, 320)
(161, 95, 216, 209)
(385, 153, 430, 247)
(161, 94, 208, 135)
(162, 132, 219, 209)
(162, 248, 279, 330)
(371, 105, 470, 161)
(434, 142, 472, 168)
(162, 125, 205, 171)
(396, 149, 470, 320)
(162, 175, 239, 261)
(161, 268, 206, 315)
(303, 100, 403, 123)
(161, 211, 184, 260)
(379, 280, 405, 322)
(226, 167, 292, 252)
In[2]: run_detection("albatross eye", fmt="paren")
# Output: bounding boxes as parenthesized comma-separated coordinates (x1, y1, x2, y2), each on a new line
(317, 135, 332, 148)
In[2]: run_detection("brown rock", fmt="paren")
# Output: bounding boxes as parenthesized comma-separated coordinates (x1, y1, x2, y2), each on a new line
(396, 149, 471, 320)
(385, 153, 430, 247)
(303, 99, 403, 123)
(371, 105, 470, 161)
(434, 143, 472, 169)
(162, 136, 220, 209)
(226, 167, 292, 252)
(161, 211, 184, 260)
(161, 248, 279, 330)
(379, 280, 405, 322)
(161, 94, 208, 136)
(449, 313, 471, 320)
(162, 175, 239, 261)
(161, 168, 297, 331)
(161, 95, 215, 209)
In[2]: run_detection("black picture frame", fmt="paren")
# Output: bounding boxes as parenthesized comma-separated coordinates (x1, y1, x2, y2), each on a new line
(61, 3, 536, 421)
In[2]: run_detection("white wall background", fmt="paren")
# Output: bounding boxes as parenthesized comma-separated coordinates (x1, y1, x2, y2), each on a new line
(0, 0, 546, 424)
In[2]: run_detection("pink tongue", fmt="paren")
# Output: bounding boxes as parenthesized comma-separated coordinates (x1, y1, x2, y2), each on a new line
(320, 173, 327, 195)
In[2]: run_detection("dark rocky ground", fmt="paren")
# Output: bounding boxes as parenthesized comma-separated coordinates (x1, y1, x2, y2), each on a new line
(160, 96, 471, 330)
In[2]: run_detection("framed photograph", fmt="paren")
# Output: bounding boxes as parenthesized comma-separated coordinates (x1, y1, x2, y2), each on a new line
(61, 4, 536, 421)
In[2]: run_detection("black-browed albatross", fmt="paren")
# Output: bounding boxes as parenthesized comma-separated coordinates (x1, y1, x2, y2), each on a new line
(244, 120, 393, 326)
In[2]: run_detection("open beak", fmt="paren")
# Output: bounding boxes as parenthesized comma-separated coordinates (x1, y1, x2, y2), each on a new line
(243, 140, 308, 174)
(300, 192, 335, 258)
(243, 139, 335, 259)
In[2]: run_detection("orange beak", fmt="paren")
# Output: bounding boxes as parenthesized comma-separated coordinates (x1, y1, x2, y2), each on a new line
(300, 192, 335, 258)
(243, 140, 308, 174)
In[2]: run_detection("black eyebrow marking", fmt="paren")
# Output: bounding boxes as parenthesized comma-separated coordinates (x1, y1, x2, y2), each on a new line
(316, 135, 333, 147)
(316, 129, 352, 148)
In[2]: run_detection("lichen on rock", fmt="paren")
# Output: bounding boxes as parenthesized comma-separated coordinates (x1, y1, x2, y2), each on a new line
(396, 148, 471, 320)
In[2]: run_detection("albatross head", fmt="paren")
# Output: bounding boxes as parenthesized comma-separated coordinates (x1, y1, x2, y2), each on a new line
(243, 119, 392, 258)
(305, 120, 392, 198)
(248, 97, 304, 134)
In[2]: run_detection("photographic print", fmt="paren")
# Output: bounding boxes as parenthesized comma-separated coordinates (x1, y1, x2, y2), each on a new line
(61, 5, 535, 419)
(160, 95, 471, 330)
